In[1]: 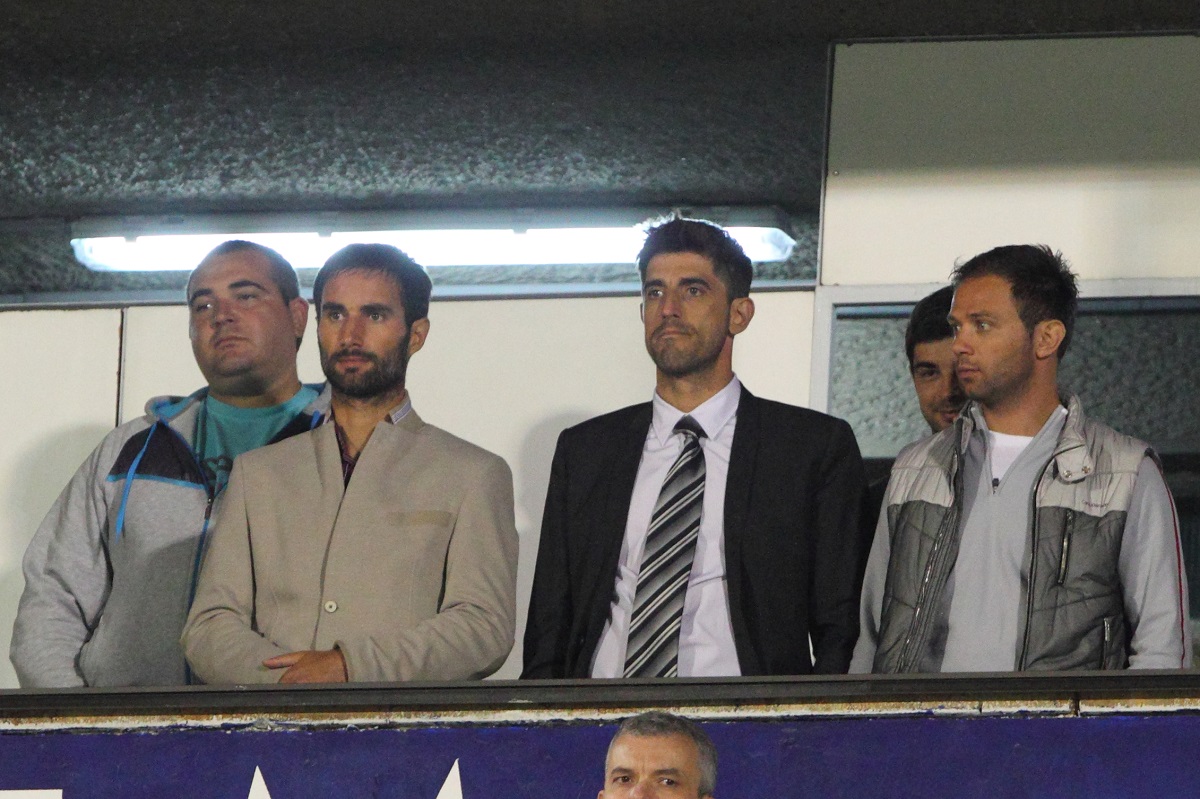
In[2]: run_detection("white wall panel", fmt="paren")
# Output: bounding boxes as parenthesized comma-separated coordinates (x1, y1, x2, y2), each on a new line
(823, 38, 1200, 285)
(0, 309, 121, 688)
(734, 291, 812, 407)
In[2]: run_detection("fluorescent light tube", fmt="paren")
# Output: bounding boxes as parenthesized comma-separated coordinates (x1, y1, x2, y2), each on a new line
(70, 212, 797, 272)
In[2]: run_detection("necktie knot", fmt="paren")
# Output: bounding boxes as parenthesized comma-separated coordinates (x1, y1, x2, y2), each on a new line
(674, 415, 706, 441)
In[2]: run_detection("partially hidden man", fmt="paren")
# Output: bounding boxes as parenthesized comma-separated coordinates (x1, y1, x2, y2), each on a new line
(852, 245, 1190, 672)
(866, 285, 966, 527)
(11, 241, 325, 686)
(183, 244, 518, 683)
(523, 218, 870, 678)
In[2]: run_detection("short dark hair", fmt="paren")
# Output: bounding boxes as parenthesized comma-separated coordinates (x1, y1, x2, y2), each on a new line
(905, 285, 955, 366)
(951, 244, 1078, 359)
(189, 239, 300, 303)
(608, 712, 717, 797)
(637, 217, 753, 300)
(313, 243, 432, 325)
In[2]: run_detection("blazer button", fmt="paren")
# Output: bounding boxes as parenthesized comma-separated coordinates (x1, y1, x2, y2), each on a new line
(323, 600, 338, 613)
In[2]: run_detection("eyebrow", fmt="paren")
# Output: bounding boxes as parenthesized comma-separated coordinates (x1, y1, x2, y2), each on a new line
(320, 302, 397, 316)
(643, 276, 712, 291)
(229, 279, 268, 291)
(607, 767, 685, 778)
(188, 279, 269, 305)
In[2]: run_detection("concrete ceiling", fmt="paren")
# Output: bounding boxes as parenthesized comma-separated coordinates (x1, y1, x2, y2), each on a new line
(0, 1, 1195, 300)
(2, 0, 1197, 62)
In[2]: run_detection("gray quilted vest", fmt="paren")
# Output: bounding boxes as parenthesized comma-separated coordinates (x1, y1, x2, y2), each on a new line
(874, 395, 1153, 672)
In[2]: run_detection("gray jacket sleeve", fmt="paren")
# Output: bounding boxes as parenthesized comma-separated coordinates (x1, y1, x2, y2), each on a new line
(849, 507, 890, 673)
(10, 441, 114, 687)
(1121, 457, 1192, 668)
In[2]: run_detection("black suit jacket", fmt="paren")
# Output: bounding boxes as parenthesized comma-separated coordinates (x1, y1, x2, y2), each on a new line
(521, 388, 870, 678)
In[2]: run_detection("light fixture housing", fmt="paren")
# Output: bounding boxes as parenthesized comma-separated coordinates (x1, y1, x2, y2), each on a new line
(70, 208, 796, 273)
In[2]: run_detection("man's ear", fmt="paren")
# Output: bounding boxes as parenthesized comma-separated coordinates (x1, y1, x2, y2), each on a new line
(728, 296, 755, 336)
(407, 317, 431, 356)
(1033, 319, 1065, 360)
(289, 297, 309, 342)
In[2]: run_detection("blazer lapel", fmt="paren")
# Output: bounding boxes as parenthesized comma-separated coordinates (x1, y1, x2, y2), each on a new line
(311, 423, 349, 545)
(579, 404, 653, 667)
(597, 405, 652, 576)
(724, 388, 761, 672)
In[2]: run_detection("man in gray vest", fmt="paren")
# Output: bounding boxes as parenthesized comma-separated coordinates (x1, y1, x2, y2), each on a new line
(852, 244, 1190, 672)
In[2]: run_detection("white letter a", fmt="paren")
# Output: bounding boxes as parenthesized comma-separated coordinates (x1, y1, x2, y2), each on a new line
(247, 766, 273, 799)
(435, 760, 463, 799)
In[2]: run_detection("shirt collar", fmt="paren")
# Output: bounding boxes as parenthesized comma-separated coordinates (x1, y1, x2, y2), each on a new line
(323, 391, 413, 427)
(385, 393, 413, 424)
(649, 376, 741, 446)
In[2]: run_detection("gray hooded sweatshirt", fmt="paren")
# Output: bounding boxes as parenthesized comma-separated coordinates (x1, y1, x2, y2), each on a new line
(10, 386, 328, 687)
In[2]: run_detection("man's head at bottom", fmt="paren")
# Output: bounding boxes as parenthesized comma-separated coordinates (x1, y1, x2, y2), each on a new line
(600, 712, 717, 799)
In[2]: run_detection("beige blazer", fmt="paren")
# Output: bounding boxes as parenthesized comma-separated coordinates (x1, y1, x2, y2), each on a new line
(182, 408, 518, 684)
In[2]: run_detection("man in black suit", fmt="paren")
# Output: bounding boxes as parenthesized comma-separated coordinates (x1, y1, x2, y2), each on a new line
(522, 217, 870, 679)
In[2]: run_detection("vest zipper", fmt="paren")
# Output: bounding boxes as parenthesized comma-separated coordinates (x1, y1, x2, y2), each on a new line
(1100, 616, 1113, 668)
(1056, 509, 1075, 585)
(897, 450, 960, 671)
(1018, 457, 1056, 670)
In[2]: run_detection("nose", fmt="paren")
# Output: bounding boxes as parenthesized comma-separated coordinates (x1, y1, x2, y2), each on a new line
(211, 296, 236, 326)
(946, 369, 966, 402)
(629, 783, 653, 799)
(951, 330, 971, 357)
(339, 314, 366, 346)
(658, 289, 682, 318)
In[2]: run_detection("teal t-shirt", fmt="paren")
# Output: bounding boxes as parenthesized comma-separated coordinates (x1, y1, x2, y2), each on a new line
(195, 386, 319, 494)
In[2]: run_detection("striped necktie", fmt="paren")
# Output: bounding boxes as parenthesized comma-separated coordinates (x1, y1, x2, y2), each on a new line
(624, 415, 707, 678)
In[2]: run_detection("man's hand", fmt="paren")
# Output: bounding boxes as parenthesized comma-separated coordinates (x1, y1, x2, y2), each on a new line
(263, 649, 348, 684)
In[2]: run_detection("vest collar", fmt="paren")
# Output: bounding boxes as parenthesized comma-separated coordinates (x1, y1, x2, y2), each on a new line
(956, 393, 1091, 484)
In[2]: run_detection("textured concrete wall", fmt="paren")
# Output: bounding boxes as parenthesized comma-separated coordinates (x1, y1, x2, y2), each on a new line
(0, 42, 825, 295)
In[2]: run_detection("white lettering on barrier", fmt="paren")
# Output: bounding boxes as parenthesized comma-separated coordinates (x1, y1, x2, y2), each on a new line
(240, 759, 462, 799)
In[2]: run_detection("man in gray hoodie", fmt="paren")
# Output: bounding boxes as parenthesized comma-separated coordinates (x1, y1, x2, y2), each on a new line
(11, 240, 329, 687)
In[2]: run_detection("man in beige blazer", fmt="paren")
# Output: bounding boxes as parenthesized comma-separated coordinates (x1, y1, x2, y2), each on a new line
(182, 243, 518, 684)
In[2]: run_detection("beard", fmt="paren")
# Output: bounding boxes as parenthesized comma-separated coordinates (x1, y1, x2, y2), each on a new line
(959, 341, 1036, 411)
(320, 332, 410, 400)
(645, 320, 727, 379)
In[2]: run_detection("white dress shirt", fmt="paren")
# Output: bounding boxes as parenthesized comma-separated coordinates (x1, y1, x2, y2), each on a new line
(590, 377, 743, 677)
